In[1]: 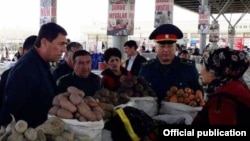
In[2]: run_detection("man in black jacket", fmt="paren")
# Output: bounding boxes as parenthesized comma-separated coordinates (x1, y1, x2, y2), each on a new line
(124, 40, 147, 76)
(0, 35, 37, 110)
(52, 41, 83, 82)
(56, 50, 101, 96)
(0, 22, 68, 127)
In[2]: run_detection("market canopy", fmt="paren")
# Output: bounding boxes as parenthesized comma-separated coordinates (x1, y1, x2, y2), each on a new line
(174, 0, 250, 14)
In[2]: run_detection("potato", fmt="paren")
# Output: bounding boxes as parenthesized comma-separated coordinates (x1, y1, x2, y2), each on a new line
(57, 108, 74, 119)
(98, 102, 114, 112)
(59, 97, 77, 113)
(78, 116, 87, 122)
(36, 130, 46, 141)
(24, 128, 37, 141)
(52, 96, 60, 106)
(57, 92, 70, 101)
(15, 120, 28, 133)
(109, 91, 117, 99)
(84, 96, 98, 108)
(35, 117, 65, 136)
(93, 110, 103, 121)
(77, 102, 96, 121)
(93, 93, 101, 99)
(98, 88, 110, 97)
(48, 105, 60, 115)
(67, 86, 85, 97)
(92, 106, 105, 117)
(7, 132, 24, 141)
(69, 93, 82, 105)
(60, 130, 74, 141)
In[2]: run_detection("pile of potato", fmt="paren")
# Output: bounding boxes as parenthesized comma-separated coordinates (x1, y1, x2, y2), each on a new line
(118, 75, 156, 97)
(49, 86, 104, 122)
(93, 88, 126, 120)
(93, 76, 156, 106)
(164, 86, 206, 107)
(93, 88, 130, 106)
(97, 101, 114, 120)
(0, 115, 74, 141)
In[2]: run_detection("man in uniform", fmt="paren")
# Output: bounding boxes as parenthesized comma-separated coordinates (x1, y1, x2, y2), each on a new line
(138, 24, 203, 103)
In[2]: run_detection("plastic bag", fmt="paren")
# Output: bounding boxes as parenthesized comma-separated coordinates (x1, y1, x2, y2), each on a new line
(159, 101, 202, 118)
(153, 114, 193, 125)
(62, 118, 104, 141)
(113, 98, 136, 109)
(129, 97, 158, 117)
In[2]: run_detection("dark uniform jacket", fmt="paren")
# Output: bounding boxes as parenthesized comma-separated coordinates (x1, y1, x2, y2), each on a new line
(56, 72, 102, 96)
(52, 61, 73, 82)
(139, 56, 203, 103)
(0, 49, 56, 127)
(125, 54, 147, 76)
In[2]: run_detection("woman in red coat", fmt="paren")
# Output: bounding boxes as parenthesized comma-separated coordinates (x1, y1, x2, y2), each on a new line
(192, 47, 250, 125)
(101, 48, 128, 91)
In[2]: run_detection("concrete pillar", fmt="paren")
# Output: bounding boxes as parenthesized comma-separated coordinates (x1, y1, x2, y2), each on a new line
(199, 0, 208, 54)
(112, 36, 128, 61)
(209, 20, 219, 49)
(228, 26, 235, 49)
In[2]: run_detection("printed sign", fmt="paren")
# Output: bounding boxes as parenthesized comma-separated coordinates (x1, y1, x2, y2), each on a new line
(198, 5, 210, 34)
(209, 21, 220, 42)
(154, 0, 174, 28)
(107, 0, 135, 36)
(40, 0, 57, 26)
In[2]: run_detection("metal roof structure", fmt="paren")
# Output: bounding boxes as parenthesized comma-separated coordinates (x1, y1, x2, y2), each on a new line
(174, 0, 250, 14)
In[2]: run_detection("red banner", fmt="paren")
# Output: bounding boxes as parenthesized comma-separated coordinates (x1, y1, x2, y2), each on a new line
(234, 37, 243, 50)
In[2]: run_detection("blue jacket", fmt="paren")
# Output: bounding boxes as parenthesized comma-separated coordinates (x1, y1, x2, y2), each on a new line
(139, 56, 203, 103)
(0, 49, 56, 127)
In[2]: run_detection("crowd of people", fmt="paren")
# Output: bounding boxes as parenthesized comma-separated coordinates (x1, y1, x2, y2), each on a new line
(0, 22, 250, 140)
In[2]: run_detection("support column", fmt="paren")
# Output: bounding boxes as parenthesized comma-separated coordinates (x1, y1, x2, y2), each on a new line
(228, 26, 235, 49)
(112, 36, 128, 61)
(199, 0, 208, 54)
(209, 20, 219, 49)
(107, 0, 134, 62)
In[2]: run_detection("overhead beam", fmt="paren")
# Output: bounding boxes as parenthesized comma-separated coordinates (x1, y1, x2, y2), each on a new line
(174, 0, 250, 14)
(214, 0, 234, 19)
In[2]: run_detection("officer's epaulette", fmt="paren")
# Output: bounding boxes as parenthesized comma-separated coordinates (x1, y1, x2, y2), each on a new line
(180, 58, 195, 65)
(142, 59, 155, 67)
